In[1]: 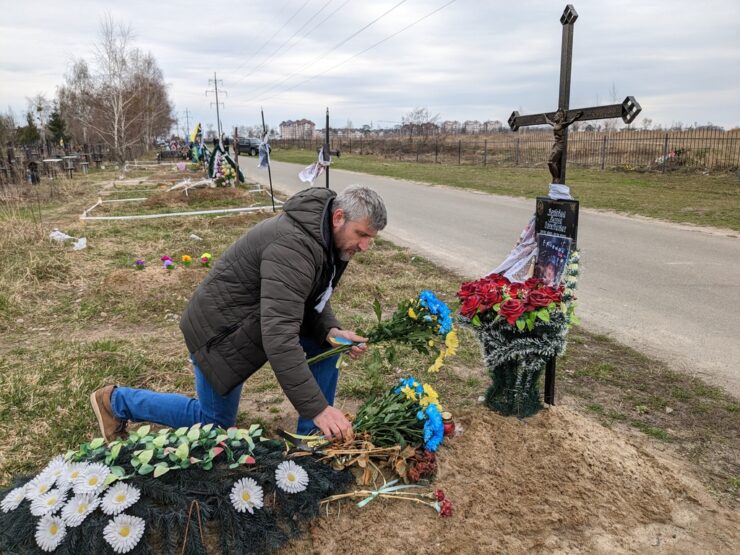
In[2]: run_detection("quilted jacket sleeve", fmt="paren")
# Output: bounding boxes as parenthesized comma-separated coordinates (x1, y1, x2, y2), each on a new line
(259, 235, 328, 419)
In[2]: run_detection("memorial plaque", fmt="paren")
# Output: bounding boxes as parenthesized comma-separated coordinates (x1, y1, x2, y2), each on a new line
(535, 197, 579, 247)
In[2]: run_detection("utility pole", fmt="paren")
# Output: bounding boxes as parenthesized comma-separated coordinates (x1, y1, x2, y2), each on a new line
(206, 73, 227, 137)
(184, 108, 191, 136)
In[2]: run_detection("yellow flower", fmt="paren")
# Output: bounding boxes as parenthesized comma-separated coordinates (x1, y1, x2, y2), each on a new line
(400, 385, 417, 402)
(422, 383, 439, 401)
(407, 307, 418, 320)
(444, 330, 459, 357)
(427, 353, 444, 373)
(181, 255, 192, 263)
(428, 339, 435, 347)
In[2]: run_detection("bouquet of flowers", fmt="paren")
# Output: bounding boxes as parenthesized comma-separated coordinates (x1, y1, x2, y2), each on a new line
(353, 377, 445, 453)
(160, 255, 175, 270)
(308, 290, 457, 374)
(457, 251, 580, 417)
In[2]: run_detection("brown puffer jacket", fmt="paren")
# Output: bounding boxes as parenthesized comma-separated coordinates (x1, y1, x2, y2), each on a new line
(180, 187, 345, 419)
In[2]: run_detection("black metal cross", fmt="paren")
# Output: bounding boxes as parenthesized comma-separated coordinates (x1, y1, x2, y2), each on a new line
(508, 4, 642, 184)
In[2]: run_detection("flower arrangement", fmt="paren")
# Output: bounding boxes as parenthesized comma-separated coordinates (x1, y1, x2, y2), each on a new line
(457, 251, 580, 417)
(308, 290, 457, 374)
(353, 377, 445, 453)
(134, 259, 145, 271)
(200, 252, 212, 268)
(181, 255, 192, 267)
(0, 422, 353, 554)
(160, 255, 175, 271)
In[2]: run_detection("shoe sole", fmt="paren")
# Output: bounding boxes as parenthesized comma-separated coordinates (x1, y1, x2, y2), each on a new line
(89, 391, 109, 442)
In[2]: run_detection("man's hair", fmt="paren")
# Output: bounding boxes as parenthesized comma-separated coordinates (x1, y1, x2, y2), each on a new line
(333, 185, 387, 231)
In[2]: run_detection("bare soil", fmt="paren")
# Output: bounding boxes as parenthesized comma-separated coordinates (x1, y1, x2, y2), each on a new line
(285, 406, 738, 554)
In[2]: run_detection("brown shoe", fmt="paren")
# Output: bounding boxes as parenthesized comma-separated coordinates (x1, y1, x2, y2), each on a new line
(90, 386, 128, 442)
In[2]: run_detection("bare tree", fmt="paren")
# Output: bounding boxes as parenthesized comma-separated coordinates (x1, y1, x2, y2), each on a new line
(57, 15, 174, 162)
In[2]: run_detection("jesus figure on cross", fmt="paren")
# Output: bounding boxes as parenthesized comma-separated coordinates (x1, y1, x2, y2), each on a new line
(544, 109, 583, 183)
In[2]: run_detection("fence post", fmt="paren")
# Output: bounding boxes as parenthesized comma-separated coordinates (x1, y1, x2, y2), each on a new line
(349, 137, 352, 154)
(484, 139, 488, 166)
(435, 138, 438, 164)
(515, 138, 520, 166)
(662, 133, 669, 173)
(600, 135, 607, 170)
(416, 141, 420, 163)
(458, 140, 462, 165)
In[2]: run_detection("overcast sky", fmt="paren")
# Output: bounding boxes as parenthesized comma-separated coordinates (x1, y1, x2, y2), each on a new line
(2, 0, 739, 134)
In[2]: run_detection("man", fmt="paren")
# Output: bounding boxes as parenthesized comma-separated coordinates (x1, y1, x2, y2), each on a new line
(90, 185, 387, 442)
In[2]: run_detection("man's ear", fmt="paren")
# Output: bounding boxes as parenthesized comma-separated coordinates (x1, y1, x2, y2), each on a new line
(332, 208, 345, 229)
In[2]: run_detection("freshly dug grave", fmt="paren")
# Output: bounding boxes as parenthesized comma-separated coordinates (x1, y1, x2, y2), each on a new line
(285, 406, 738, 554)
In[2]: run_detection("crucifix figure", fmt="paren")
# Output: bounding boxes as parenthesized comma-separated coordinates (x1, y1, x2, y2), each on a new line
(544, 109, 583, 183)
(508, 5, 641, 185)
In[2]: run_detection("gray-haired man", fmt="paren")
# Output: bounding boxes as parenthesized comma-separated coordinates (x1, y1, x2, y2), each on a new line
(91, 185, 387, 443)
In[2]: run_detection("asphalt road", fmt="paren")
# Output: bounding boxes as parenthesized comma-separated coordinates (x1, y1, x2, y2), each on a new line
(245, 160, 740, 397)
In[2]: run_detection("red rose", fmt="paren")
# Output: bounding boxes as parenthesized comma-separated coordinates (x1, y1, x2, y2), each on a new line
(525, 277, 545, 289)
(439, 499, 453, 517)
(488, 273, 510, 287)
(480, 286, 503, 308)
(543, 286, 562, 303)
(508, 283, 526, 299)
(499, 298, 525, 325)
(458, 281, 478, 297)
(526, 289, 552, 309)
(460, 295, 480, 318)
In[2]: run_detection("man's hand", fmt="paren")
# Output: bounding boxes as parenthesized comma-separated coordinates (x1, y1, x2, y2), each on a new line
(313, 406, 353, 441)
(327, 327, 369, 359)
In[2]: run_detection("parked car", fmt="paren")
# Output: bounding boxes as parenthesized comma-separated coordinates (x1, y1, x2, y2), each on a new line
(236, 137, 262, 156)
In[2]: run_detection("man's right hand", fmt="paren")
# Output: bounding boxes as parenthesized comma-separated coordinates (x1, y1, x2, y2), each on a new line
(313, 406, 353, 442)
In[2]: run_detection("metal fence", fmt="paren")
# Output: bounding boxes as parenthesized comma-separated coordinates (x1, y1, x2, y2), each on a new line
(0, 142, 148, 186)
(275, 128, 740, 173)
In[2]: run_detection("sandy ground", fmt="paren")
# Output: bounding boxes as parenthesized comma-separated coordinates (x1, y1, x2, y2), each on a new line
(285, 406, 738, 554)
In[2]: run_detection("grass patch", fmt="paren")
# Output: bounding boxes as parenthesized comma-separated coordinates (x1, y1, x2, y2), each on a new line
(272, 148, 740, 230)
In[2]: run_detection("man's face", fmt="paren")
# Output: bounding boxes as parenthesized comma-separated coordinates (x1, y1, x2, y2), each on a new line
(544, 263, 557, 284)
(332, 209, 377, 261)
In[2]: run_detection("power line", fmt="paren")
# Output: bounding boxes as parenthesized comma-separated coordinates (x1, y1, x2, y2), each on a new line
(229, 0, 310, 78)
(233, 0, 336, 85)
(256, 0, 456, 105)
(235, 0, 353, 96)
(246, 0, 408, 104)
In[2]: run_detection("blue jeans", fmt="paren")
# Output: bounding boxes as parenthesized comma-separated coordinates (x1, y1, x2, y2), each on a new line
(111, 337, 339, 433)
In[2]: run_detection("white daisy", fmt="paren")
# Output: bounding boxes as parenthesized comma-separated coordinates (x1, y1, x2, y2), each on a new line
(61, 493, 100, 527)
(35, 514, 66, 552)
(103, 514, 146, 554)
(1, 487, 27, 512)
(101, 483, 141, 515)
(42, 455, 68, 484)
(61, 462, 89, 487)
(274, 460, 309, 494)
(25, 475, 55, 500)
(73, 463, 110, 495)
(30, 488, 68, 516)
(229, 477, 264, 514)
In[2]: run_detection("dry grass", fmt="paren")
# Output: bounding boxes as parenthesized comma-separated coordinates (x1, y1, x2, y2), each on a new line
(0, 164, 736, 508)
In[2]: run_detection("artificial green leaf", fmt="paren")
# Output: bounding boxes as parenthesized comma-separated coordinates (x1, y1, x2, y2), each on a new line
(152, 436, 166, 448)
(110, 444, 122, 461)
(516, 319, 526, 331)
(471, 315, 481, 327)
(138, 449, 154, 465)
(131, 458, 141, 468)
(89, 438, 105, 449)
(175, 426, 188, 437)
(175, 443, 189, 460)
(202, 461, 213, 471)
(153, 464, 170, 478)
(110, 466, 126, 477)
(158, 428, 171, 435)
(187, 428, 200, 443)
(138, 463, 154, 475)
(137, 425, 151, 437)
(104, 474, 119, 486)
(537, 309, 550, 322)
(216, 434, 228, 444)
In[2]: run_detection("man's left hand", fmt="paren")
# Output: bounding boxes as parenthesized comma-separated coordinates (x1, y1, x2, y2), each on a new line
(327, 328, 368, 360)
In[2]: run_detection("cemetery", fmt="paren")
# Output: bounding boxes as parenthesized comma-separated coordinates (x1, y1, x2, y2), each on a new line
(0, 3, 738, 554)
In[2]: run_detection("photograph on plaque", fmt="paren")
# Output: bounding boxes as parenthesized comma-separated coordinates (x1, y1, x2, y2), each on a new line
(534, 233, 573, 287)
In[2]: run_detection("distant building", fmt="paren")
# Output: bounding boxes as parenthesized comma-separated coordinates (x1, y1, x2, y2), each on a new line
(442, 120, 461, 134)
(463, 120, 482, 134)
(279, 119, 316, 139)
(484, 120, 504, 133)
